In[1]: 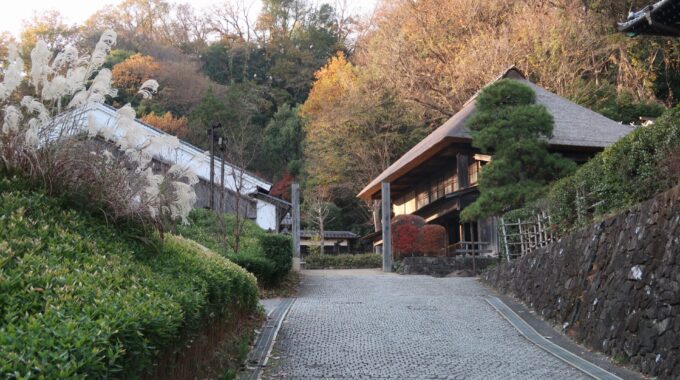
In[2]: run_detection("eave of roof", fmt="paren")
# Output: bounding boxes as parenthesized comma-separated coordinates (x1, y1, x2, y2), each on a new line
(250, 190, 292, 208)
(299, 230, 358, 239)
(357, 66, 635, 200)
(618, 0, 680, 37)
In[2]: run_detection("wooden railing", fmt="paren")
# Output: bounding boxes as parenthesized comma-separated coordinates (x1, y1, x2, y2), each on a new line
(445, 241, 492, 273)
(447, 241, 493, 255)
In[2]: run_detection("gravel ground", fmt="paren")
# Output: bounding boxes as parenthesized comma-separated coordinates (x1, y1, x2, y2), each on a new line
(263, 269, 589, 379)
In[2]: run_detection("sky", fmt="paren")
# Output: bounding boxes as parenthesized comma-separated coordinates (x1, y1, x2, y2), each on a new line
(1, 0, 379, 37)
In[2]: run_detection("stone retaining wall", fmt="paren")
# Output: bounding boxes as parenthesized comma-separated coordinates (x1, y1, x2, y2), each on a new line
(402, 256, 496, 276)
(483, 185, 680, 379)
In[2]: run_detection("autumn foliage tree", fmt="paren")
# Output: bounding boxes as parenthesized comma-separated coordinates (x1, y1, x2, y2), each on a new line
(112, 53, 161, 102)
(357, 0, 672, 124)
(302, 53, 422, 231)
(141, 112, 189, 138)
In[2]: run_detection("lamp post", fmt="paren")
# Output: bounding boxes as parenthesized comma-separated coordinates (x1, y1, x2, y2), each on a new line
(208, 122, 222, 210)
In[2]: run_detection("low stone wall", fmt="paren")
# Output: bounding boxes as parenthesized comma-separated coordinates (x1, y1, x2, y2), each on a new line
(483, 185, 680, 379)
(402, 256, 497, 276)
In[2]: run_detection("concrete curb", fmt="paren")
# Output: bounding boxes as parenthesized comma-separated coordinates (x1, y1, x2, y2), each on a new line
(241, 298, 295, 380)
(487, 296, 623, 380)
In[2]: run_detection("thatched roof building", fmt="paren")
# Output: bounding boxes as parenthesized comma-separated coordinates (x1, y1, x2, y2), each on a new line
(358, 67, 634, 201)
(357, 67, 636, 255)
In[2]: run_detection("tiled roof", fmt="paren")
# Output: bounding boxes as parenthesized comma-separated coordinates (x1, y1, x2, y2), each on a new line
(300, 230, 358, 239)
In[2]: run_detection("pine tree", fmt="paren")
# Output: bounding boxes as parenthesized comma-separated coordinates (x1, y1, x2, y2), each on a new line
(461, 79, 576, 220)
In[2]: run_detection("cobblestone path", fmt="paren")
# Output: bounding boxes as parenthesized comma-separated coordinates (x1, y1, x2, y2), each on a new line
(264, 269, 589, 380)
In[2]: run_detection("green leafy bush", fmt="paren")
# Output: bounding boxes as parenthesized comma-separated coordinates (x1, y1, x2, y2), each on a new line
(520, 106, 680, 231)
(229, 253, 277, 285)
(0, 177, 258, 378)
(260, 234, 293, 281)
(177, 208, 264, 255)
(177, 209, 292, 286)
(304, 253, 382, 269)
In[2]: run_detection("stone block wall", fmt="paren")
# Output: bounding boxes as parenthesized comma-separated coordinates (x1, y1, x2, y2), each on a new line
(402, 256, 496, 276)
(483, 185, 680, 378)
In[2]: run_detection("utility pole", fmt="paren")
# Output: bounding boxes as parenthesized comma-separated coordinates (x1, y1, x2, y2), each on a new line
(219, 136, 225, 212)
(208, 122, 222, 210)
(292, 183, 301, 272)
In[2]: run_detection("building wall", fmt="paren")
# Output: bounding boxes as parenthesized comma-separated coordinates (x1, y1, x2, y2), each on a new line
(194, 179, 257, 219)
(256, 200, 278, 231)
(483, 184, 680, 378)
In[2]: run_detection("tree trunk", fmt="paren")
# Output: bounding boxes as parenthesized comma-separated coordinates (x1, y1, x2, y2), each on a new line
(319, 213, 325, 255)
(372, 199, 381, 232)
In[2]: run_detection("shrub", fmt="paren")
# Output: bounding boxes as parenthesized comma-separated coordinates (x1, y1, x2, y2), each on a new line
(0, 177, 258, 378)
(228, 253, 277, 286)
(520, 105, 680, 231)
(304, 253, 382, 269)
(392, 214, 426, 258)
(391, 215, 448, 258)
(260, 234, 293, 281)
(416, 224, 447, 256)
(178, 208, 291, 286)
(178, 208, 264, 255)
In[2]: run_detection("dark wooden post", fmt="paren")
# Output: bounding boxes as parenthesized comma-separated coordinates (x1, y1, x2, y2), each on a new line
(381, 182, 392, 273)
(219, 137, 225, 211)
(292, 183, 301, 271)
(208, 122, 222, 209)
(457, 153, 469, 189)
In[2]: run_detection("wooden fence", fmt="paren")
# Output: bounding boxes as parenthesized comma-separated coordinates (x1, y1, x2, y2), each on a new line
(499, 213, 558, 261)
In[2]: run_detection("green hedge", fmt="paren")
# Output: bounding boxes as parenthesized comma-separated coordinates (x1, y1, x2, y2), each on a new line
(260, 234, 293, 280)
(0, 178, 258, 378)
(507, 106, 680, 231)
(178, 209, 292, 286)
(304, 253, 382, 269)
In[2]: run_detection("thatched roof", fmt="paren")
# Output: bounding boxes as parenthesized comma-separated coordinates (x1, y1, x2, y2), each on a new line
(357, 67, 635, 200)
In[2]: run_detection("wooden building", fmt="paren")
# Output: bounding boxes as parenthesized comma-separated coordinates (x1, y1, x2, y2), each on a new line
(298, 230, 358, 255)
(357, 67, 636, 257)
(72, 103, 291, 231)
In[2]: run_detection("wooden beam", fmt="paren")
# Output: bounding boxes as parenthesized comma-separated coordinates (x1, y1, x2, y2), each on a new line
(292, 183, 301, 272)
(457, 153, 469, 189)
(381, 182, 392, 273)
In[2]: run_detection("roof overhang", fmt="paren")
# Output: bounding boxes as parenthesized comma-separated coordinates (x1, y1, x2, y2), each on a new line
(250, 190, 292, 209)
(357, 136, 470, 200)
(618, 0, 680, 37)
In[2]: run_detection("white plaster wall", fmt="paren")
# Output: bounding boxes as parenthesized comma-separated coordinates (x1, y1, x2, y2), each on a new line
(256, 200, 278, 231)
(86, 104, 271, 194)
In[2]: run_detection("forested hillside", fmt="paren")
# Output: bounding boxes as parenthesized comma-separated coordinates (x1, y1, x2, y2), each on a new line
(3, 0, 677, 235)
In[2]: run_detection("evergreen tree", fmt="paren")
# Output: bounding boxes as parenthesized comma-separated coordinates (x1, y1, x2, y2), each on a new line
(461, 79, 576, 220)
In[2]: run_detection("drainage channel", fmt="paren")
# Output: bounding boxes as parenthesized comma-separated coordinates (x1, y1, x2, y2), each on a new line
(242, 298, 295, 380)
(486, 296, 622, 380)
